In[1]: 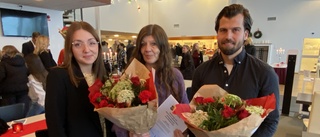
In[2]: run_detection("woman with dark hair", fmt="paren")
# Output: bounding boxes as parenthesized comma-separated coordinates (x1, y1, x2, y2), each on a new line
(45, 21, 106, 137)
(113, 24, 189, 137)
(25, 54, 48, 117)
(0, 45, 30, 115)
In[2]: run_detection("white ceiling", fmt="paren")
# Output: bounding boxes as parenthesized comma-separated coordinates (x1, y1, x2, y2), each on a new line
(0, 0, 111, 11)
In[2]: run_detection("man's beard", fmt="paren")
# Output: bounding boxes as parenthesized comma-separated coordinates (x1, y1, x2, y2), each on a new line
(218, 39, 242, 55)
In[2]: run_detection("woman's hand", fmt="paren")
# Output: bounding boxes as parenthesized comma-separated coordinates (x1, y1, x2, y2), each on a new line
(174, 129, 185, 137)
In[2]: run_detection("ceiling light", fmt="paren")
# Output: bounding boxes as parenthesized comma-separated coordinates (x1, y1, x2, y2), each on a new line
(114, 34, 119, 37)
(108, 39, 113, 41)
(132, 36, 137, 38)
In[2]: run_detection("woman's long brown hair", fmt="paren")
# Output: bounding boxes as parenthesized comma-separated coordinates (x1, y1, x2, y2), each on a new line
(130, 24, 181, 102)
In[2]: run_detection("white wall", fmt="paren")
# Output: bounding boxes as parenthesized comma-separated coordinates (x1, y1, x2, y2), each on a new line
(78, 0, 320, 72)
(237, 0, 320, 72)
(0, 2, 64, 62)
(150, 0, 229, 37)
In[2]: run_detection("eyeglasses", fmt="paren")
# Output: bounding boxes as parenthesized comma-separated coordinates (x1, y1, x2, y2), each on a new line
(72, 40, 99, 48)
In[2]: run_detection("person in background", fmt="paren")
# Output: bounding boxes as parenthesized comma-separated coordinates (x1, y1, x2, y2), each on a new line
(0, 45, 30, 116)
(191, 43, 203, 68)
(117, 43, 126, 72)
(175, 4, 280, 137)
(25, 54, 48, 117)
(101, 41, 109, 54)
(175, 43, 183, 56)
(45, 21, 106, 137)
(180, 45, 195, 80)
(33, 35, 57, 71)
(244, 37, 256, 56)
(126, 39, 135, 63)
(22, 32, 40, 57)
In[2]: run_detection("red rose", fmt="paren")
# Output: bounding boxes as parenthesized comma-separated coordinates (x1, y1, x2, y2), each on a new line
(92, 92, 103, 103)
(194, 97, 204, 104)
(222, 105, 235, 119)
(130, 76, 140, 86)
(99, 100, 109, 108)
(139, 90, 152, 103)
(88, 79, 103, 93)
(238, 109, 250, 120)
(203, 97, 215, 104)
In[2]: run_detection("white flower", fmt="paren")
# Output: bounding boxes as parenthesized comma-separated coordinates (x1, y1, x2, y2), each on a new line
(183, 110, 209, 128)
(109, 79, 132, 100)
(245, 105, 265, 115)
(117, 89, 135, 105)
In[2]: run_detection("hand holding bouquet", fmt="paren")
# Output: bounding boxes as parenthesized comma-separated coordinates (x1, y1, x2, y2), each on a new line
(88, 58, 158, 134)
(173, 85, 276, 137)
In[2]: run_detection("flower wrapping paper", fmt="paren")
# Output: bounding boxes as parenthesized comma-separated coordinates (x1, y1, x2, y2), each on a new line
(173, 85, 276, 137)
(93, 58, 158, 134)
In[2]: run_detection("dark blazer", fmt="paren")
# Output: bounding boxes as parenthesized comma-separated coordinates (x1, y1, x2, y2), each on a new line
(45, 65, 103, 137)
(180, 52, 195, 80)
(22, 41, 34, 57)
(39, 51, 57, 71)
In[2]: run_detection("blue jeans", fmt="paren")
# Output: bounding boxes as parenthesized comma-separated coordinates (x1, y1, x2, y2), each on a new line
(26, 102, 44, 117)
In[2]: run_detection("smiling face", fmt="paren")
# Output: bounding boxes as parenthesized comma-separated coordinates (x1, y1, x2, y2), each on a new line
(140, 35, 160, 68)
(71, 29, 99, 68)
(217, 14, 248, 56)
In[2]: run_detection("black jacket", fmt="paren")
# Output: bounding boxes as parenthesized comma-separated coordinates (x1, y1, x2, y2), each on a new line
(180, 53, 195, 80)
(45, 65, 103, 137)
(0, 55, 29, 96)
(22, 41, 34, 57)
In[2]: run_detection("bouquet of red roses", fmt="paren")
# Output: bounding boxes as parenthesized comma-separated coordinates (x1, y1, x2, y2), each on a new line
(173, 85, 276, 137)
(88, 58, 157, 134)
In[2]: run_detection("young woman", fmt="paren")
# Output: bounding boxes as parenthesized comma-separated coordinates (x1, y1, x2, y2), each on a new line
(45, 21, 106, 137)
(112, 24, 189, 137)
(25, 54, 48, 117)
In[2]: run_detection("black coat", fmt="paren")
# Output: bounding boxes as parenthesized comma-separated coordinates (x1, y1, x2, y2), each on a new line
(45, 66, 103, 137)
(180, 53, 195, 80)
(39, 51, 57, 71)
(22, 41, 34, 57)
(0, 55, 28, 96)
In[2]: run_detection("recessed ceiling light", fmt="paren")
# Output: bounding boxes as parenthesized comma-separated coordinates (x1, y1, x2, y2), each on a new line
(114, 34, 119, 37)
(108, 39, 113, 41)
(132, 36, 137, 38)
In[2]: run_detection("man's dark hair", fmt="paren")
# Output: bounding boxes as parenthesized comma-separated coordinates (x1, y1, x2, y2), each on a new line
(32, 32, 40, 38)
(214, 4, 252, 34)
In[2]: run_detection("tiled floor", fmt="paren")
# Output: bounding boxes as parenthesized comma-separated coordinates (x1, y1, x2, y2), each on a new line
(279, 72, 316, 97)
